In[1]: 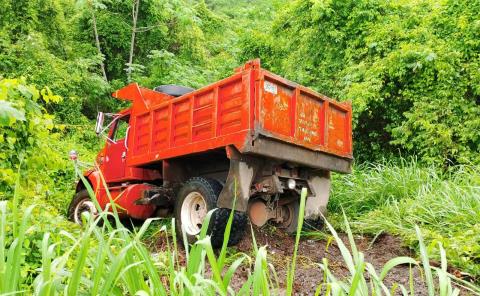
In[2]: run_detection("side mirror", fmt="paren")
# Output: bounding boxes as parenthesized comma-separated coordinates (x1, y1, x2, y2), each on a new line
(95, 112, 105, 135)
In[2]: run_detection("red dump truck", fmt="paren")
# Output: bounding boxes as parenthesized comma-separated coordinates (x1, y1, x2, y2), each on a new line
(68, 60, 352, 247)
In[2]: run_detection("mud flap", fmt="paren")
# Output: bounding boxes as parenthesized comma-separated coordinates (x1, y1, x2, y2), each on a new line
(305, 172, 331, 220)
(216, 146, 262, 212)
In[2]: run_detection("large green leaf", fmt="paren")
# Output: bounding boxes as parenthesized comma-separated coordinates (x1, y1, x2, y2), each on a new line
(0, 101, 25, 126)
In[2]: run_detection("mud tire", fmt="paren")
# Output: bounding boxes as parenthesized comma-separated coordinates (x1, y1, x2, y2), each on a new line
(303, 218, 325, 231)
(67, 189, 96, 224)
(283, 200, 325, 234)
(284, 201, 300, 234)
(174, 177, 247, 248)
(209, 208, 247, 248)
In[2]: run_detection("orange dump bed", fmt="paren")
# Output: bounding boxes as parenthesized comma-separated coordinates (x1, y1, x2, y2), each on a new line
(114, 60, 352, 172)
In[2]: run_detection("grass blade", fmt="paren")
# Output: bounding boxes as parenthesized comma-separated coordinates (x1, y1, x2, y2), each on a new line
(286, 187, 307, 296)
(380, 257, 417, 280)
(415, 225, 435, 296)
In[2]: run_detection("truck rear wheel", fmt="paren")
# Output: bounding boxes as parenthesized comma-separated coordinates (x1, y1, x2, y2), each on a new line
(174, 177, 247, 248)
(68, 190, 99, 224)
(283, 200, 325, 233)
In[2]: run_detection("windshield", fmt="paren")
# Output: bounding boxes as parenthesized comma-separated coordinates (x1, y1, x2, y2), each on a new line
(113, 116, 130, 141)
(102, 114, 129, 142)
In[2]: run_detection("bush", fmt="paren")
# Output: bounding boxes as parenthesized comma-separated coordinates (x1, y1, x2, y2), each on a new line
(271, 0, 480, 165)
(0, 78, 62, 196)
(329, 161, 480, 277)
(0, 78, 99, 210)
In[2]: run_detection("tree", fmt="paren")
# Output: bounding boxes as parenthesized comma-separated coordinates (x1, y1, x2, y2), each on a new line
(0, 0, 110, 122)
(268, 0, 480, 165)
(126, 0, 140, 82)
(77, 0, 109, 81)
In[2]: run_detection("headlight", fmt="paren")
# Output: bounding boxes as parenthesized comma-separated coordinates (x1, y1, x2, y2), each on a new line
(69, 150, 78, 161)
(287, 178, 296, 190)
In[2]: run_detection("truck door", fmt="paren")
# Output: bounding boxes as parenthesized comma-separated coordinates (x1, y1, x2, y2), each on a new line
(104, 114, 130, 181)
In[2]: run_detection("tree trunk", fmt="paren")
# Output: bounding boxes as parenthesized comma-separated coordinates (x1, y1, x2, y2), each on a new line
(91, 10, 108, 81)
(127, 0, 140, 82)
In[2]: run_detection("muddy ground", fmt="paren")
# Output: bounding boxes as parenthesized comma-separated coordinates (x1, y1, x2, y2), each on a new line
(148, 226, 474, 295)
(235, 228, 427, 295)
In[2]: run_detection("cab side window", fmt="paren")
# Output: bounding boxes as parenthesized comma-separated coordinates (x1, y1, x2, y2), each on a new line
(113, 116, 130, 141)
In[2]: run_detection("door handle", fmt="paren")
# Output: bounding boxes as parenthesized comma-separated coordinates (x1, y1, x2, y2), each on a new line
(121, 151, 127, 159)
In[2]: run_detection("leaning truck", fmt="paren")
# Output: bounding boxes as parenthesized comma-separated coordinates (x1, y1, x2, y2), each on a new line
(68, 60, 353, 247)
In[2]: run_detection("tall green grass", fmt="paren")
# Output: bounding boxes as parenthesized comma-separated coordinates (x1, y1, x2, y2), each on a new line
(329, 160, 440, 217)
(2, 176, 478, 294)
(329, 160, 480, 278)
(317, 213, 480, 296)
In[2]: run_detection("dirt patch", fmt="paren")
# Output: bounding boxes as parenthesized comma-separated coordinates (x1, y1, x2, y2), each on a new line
(232, 227, 429, 295)
(148, 225, 473, 295)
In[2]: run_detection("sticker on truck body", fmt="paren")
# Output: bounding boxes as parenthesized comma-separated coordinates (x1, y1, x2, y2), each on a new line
(264, 81, 278, 95)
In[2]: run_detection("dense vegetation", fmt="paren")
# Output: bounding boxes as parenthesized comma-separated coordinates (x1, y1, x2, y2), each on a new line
(1, 0, 480, 294)
(2, 0, 479, 164)
(269, 0, 480, 165)
(330, 162, 480, 278)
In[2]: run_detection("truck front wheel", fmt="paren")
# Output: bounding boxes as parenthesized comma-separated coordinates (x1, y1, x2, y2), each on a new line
(174, 177, 247, 248)
(68, 190, 99, 224)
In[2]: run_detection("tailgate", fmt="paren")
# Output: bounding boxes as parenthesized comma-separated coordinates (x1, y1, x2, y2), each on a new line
(256, 70, 352, 158)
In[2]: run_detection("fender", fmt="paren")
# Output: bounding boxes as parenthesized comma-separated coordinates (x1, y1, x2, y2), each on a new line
(75, 169, 155, 219)
(75, 169, 108, 211)
(75, 169, 103, 195)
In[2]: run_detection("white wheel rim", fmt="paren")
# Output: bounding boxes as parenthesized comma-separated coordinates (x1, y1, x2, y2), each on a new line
(74, 199, 98, 224)
(181, 191, 208, 236)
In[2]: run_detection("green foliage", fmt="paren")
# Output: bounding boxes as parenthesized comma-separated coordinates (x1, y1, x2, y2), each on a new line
(209, 0, 286, 72)
(0, 78, 59, 195)
(268, 0, 480, 165)
(2, 0, 480, 293)
(0, 101, 25, 126)
(0, 0, 111, 122)
(329, 159, 436, 218)
(330, 161, 480, 278)
(0, 78, 99, 212)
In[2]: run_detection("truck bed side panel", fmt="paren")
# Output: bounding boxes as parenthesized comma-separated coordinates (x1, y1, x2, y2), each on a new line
(128, 72, 251, 166)
(256, 70, 352, 158)
(126, 62, 352, 168)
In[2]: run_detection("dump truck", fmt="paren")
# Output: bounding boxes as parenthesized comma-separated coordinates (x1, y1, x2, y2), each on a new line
(68, 60, 353, 247)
